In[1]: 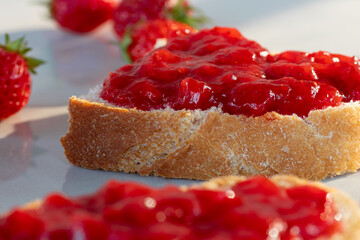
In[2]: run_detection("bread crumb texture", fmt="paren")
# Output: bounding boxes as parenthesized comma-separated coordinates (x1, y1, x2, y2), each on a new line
(61, 97, 360, 180)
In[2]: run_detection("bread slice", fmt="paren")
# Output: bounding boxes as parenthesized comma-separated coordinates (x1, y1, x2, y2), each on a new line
(1, 175, 360, 239)
(202, 175, 360, 240)
(61, 90, 360, 180)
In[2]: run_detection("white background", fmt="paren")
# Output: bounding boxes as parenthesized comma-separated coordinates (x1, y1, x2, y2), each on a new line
(0, 0, 360, 213)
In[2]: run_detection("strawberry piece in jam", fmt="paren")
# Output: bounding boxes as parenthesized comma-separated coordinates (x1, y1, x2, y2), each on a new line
(0, 177, 342, 239)
(127, 19, 197, 62)
(100, 27, 360, 117)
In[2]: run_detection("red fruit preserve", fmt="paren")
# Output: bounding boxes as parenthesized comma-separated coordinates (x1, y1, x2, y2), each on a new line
(0, 177, 341, 239)
(100, 27, 360, 117)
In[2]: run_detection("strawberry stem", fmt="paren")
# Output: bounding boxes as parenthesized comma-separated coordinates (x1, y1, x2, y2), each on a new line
(0, 34, 45, 74)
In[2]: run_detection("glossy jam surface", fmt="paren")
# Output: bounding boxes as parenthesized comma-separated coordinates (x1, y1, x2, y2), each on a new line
(100, 27, 360, 117)
(128, 19, 196, 62)
(0, 177, 341, 239)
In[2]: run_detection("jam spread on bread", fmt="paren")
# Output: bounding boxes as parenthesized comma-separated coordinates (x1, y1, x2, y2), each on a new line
(0, 177, 341, 239)
(100, 27, 360, 117)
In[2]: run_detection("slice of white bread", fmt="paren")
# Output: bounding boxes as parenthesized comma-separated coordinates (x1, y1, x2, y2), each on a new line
(1, 176, 360, 239)
(61, 92, 360, 180)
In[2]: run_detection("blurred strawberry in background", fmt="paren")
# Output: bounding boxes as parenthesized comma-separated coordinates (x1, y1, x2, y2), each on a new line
(0, 35, 44, 120)
(50, 0, 118, 33)
(47, 0, 208, 63)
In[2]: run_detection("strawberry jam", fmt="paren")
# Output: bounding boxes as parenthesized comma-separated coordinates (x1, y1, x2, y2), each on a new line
(100, 27, 360, 117)
(0, 177, 341, 239)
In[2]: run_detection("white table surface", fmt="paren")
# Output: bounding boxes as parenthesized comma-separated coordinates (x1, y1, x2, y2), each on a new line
(1, 0, 360, 213)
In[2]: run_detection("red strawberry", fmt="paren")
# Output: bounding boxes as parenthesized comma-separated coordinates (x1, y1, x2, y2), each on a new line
(50, 0, 118, 33)
(113, 0, 207, 38)
(121, 19, 196, 62)
(0, 35, 44, 120)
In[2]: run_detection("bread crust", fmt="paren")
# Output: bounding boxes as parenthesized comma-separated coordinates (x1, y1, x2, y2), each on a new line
(8, 175, 360, 239)
(61, 96, 360, 180)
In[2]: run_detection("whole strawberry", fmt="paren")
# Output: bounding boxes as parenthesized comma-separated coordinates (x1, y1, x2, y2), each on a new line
(121, 19, 196, 62)
(113, 0, 207, 38)
(0, 35, 44, 120)
(50, 0, 118, 33)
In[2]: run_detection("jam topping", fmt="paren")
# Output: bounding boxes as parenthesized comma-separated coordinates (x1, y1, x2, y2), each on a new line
(0, 177, 341, 239)
(100, 27, 360, 117)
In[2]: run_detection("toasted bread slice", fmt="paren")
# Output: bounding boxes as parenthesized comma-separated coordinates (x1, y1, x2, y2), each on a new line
(61, 96, 360, 180)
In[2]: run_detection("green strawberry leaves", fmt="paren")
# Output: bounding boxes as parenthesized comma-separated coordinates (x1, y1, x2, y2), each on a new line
(0, 34, 45, 74)
(119, 30, 133, 64)
(25, 57, 46, 74)
(168, 0, 210, 29)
